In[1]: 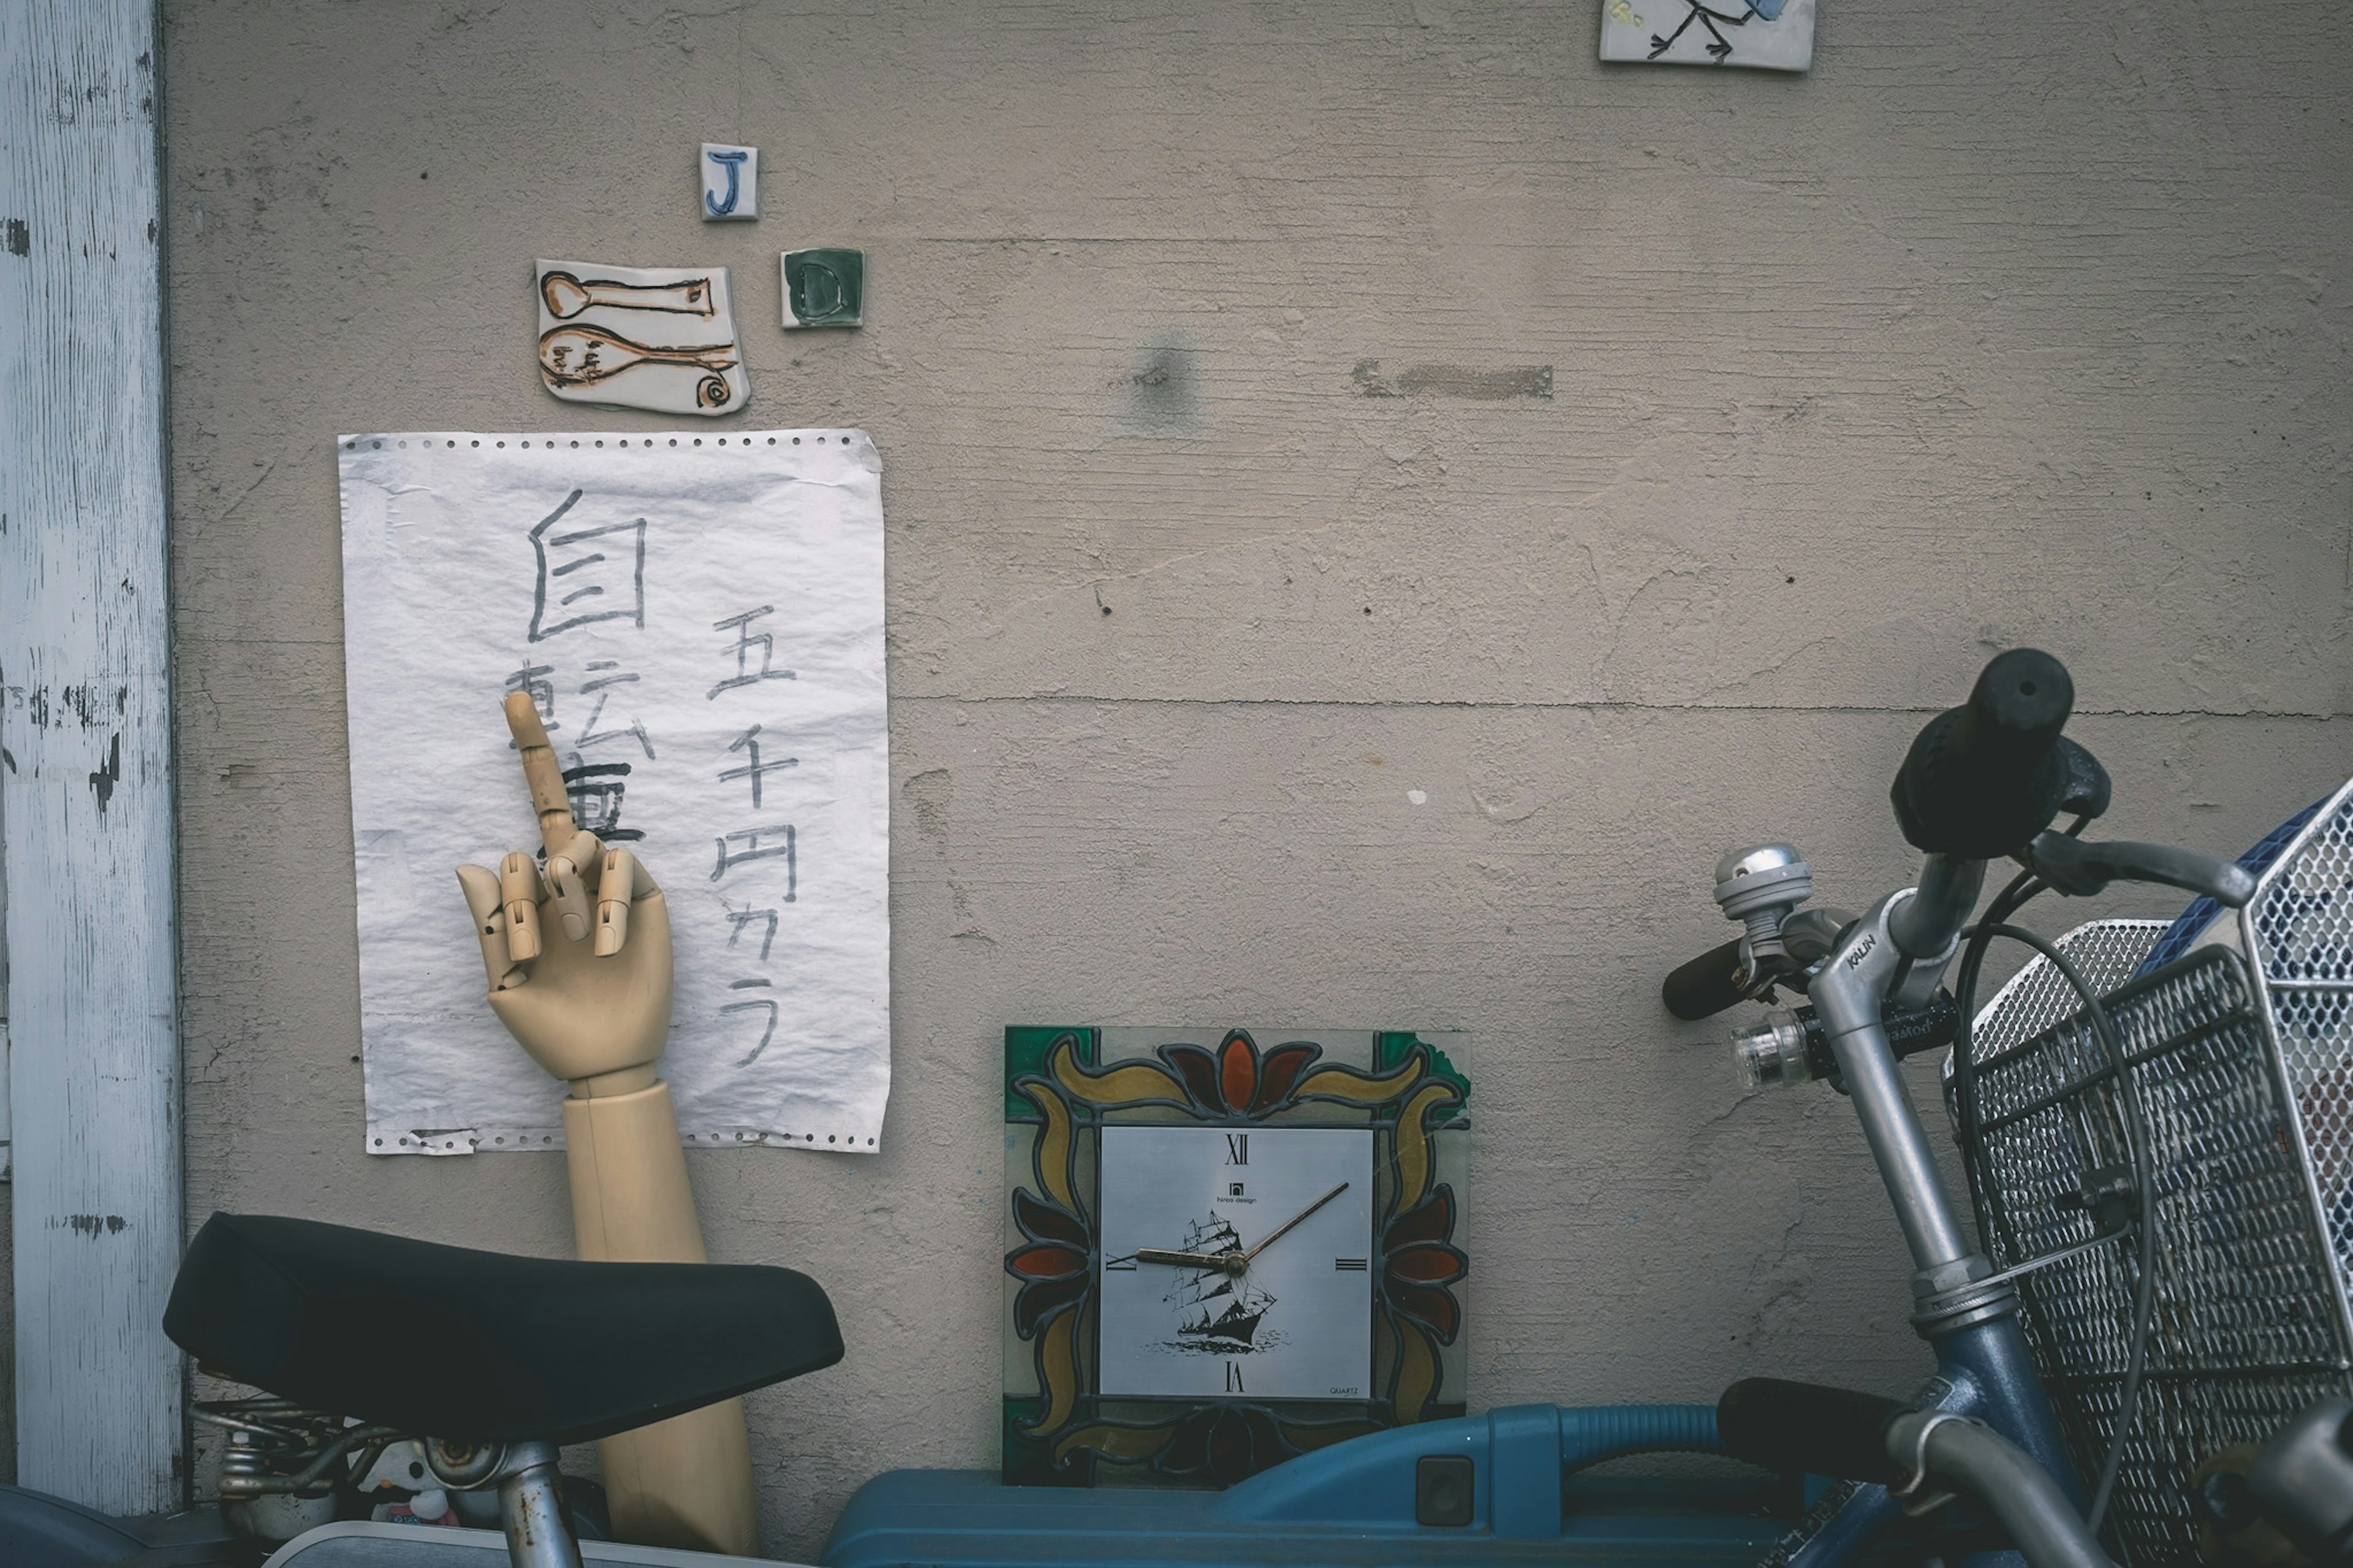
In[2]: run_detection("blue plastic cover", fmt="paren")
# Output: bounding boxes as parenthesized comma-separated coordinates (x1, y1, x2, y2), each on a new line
(823, 1404, 1781, 1568)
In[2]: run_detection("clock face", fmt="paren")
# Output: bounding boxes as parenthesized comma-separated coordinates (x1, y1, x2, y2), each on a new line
(1096, 1126, 1374, 1401)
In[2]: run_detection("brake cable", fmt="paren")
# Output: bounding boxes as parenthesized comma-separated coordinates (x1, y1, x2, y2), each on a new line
(1948, 850, 2157, 1542)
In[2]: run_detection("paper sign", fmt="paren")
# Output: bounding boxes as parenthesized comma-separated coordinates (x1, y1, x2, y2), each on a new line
(337, 430, 889, 1154)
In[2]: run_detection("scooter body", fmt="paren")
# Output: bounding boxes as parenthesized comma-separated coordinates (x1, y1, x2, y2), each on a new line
(806, 1319, 2065, 1568)
(822, 1404, 1786, 1568)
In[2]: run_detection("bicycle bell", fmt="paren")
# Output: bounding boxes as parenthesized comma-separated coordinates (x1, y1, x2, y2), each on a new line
(1713, 843, 1814, 963)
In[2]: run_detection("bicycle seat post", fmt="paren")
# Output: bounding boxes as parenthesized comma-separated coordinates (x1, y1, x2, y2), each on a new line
(426, 1436, 582, 1568)
(498, 1443, 583, 1568)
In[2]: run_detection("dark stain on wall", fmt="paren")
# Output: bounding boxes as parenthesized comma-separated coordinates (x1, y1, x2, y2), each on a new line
(1118, 332, 1205, 435)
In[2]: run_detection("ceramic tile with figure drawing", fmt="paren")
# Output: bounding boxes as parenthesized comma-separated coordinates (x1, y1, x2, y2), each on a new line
(1599, 0, 1814, 70)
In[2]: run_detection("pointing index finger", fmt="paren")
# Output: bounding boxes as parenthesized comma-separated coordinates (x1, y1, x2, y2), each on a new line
(504, 691, 575, 854)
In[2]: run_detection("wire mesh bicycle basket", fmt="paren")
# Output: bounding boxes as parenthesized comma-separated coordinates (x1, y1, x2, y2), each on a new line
(1952, 779, 2353, 1568)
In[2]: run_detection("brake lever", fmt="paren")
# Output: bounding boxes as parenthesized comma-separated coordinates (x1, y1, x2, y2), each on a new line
(2019, 831, 2256, 907)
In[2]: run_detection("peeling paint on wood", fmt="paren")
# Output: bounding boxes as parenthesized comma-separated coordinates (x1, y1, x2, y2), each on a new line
(0, 0, 181, 1515)
(58, 1214, 131, 1237)
(88, 733, 122, 812)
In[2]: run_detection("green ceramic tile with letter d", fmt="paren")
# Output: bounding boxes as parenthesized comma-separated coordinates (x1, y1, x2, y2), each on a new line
(781, 248, 865, 328)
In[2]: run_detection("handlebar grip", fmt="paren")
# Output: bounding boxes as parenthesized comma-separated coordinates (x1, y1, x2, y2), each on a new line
(1891, 649, 2082, 859)
(1662, 937, 1749, 1021)
(2251, 1395, 2353, 1556)
(1717, 1377, 1906, 1485)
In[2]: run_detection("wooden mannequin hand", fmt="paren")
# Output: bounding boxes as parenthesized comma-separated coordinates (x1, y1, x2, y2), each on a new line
(454, 693, 675, 1085)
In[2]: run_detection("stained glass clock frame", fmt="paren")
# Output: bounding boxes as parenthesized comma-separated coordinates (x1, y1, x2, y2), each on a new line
(1002, 1026, 1469, 1488)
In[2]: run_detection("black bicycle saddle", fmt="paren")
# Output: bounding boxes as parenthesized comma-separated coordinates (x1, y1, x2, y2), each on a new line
(164, 1212, 842, 1445)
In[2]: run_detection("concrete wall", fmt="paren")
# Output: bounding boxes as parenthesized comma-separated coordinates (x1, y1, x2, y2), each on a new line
(148, 0, 2349, 1551)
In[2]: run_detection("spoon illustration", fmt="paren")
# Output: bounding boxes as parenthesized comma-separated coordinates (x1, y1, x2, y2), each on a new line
(539, 325, 739, 408)
(540, 271, 717, 321)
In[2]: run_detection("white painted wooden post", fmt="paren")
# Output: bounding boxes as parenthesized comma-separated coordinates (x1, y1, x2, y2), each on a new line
(0, 0, 183, 1513)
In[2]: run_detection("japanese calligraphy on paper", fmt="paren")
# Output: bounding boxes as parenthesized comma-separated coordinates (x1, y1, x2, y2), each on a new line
(338, 430, 889, 1154)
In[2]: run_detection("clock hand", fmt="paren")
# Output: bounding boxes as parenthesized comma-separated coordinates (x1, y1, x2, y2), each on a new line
(1240, 1181, 1351, 1265)
(1120, 1189, 1350, 1276)
(1130, 1248, 1238, 1270)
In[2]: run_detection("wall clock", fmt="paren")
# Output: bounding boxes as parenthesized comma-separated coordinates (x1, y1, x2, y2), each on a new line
(1002, 1027, 1469, 1488)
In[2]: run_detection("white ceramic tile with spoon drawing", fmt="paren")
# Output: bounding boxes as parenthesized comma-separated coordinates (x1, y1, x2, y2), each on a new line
(535, 258, 748, 417)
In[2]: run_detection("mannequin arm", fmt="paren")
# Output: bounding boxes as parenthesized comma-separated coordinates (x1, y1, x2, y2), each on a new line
(454, 694, 756, 1555)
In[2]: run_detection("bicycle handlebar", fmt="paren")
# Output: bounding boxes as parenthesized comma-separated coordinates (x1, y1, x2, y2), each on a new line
(1718, 1377, 1904, 1485)
(1887, 855, 1986, 960)
(1889, 1411, 2118, 1568)
(1661, 937, 1749, 1021)
(1662, 649, 2179, 1015)
(2251, 1395, 2353, 1558)
(1890, 650, 2093, 860)
(1719, 1379, 2118, 1568)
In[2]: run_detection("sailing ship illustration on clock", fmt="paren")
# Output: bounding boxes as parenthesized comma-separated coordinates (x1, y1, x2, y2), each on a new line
(1159, 1218, 1278, 1354)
